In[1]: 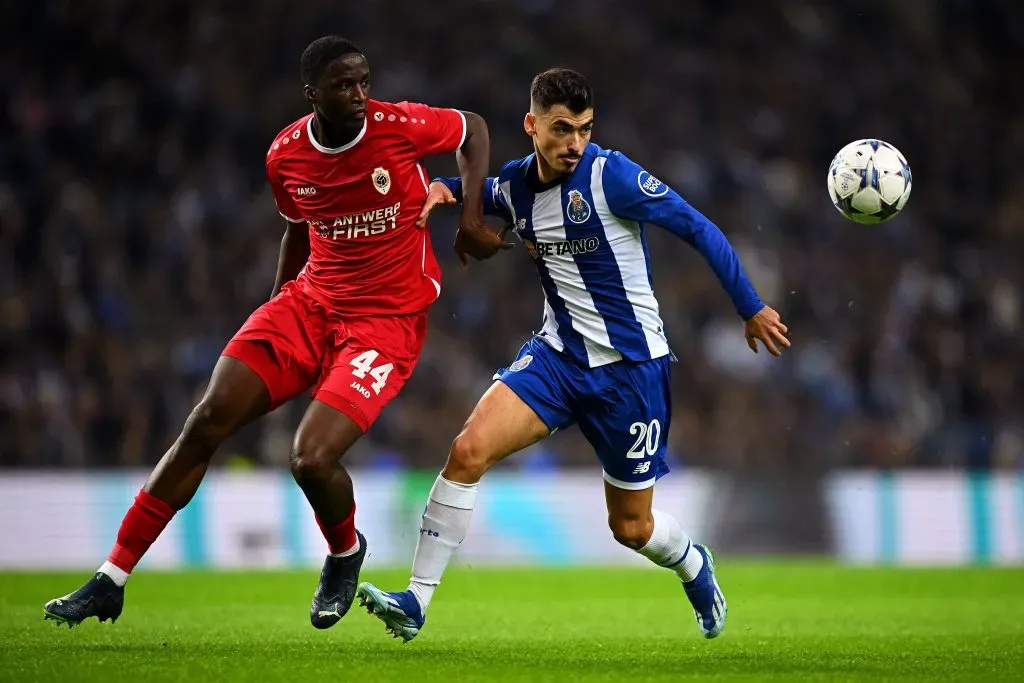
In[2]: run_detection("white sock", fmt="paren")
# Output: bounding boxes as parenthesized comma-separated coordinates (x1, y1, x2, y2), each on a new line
(330, 535, 361, 558)
(407, 475, 478, 612)
(98, 561, 130, 587)
(636, 509, 704, 583)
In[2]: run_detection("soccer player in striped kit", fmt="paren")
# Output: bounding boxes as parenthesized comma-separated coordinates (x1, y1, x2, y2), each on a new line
(358, 68, 790, 642)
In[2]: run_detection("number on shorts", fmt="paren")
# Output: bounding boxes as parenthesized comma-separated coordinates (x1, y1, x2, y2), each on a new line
(627, 419, 661, 458)
(349, 350, 394, 395)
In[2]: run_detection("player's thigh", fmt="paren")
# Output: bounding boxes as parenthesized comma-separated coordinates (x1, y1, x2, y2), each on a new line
(292, 399, 365, 468)
(463, 338, 579, 459)
(446, 380, 552, 475)
(314, 311, 427, 434)
(578, 356, 672, 492)
(191, 355, 272, 432)
(222, 282, 324, 410)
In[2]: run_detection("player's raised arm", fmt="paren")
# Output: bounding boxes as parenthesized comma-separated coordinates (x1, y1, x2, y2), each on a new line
(602, 151, 790, 355)
(266, 160, 311, 299)
(398, 103, 511, 266)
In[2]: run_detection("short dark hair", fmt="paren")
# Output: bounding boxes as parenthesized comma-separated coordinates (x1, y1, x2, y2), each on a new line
(300, 36, 364, 85)
(530, 68, 593, 114)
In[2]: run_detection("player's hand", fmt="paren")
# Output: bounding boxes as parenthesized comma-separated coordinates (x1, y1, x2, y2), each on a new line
(744, 305, 791, 356)
(454, 216, 514, 267)
(416, 181, 458, 229)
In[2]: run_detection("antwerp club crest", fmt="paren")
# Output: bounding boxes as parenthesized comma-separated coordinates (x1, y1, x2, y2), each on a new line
(566, 189, 591, 224)
(372, 167, 391, 195)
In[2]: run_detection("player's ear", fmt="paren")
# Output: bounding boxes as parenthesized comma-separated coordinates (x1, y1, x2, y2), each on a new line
(303, 85, 316, 105)
(524, 112, 537, 137)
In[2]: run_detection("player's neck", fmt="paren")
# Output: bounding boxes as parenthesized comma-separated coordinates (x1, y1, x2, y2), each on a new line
(534, 155, 565, 184)
(311, 114, 363, 150)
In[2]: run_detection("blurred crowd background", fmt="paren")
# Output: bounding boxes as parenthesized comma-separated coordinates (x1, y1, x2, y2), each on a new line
(2, 0, 1022, 473)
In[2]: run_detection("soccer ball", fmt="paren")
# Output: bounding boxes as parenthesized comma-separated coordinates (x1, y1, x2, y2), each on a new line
(827, 139, 912, 224)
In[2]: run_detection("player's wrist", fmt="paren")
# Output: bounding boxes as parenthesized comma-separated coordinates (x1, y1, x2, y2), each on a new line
(740, 301, 765, 321)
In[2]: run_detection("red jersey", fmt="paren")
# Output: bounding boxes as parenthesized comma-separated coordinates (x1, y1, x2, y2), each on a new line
(265, 101, 467, 315)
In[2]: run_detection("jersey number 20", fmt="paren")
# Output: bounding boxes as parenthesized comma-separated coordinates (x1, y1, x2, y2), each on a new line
(627, 419, 661, 458)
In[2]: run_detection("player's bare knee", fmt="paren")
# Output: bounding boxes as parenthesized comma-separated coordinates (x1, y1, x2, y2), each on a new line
(446, 429, 492, 481)
(289, 439, 338, 485)
(179, 399, 236, 452)
(608, 514, 654, 550)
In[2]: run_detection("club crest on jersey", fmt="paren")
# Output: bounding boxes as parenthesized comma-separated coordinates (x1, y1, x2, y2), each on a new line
(566, 189, 591, 224)
(372, 167, 391, 195)
(509, 355, 533, 372)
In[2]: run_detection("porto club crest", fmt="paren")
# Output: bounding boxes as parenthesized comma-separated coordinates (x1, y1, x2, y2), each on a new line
(566, 189, 591, 224)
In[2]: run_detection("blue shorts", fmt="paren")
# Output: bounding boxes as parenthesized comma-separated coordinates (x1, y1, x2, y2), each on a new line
(495, 337, 672, 490)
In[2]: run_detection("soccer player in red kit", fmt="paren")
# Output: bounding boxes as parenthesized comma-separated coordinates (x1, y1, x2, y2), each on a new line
(43, 36, 508, 630)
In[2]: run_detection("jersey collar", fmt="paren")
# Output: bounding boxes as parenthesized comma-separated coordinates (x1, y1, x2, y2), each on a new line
(306, 114, 368, 154)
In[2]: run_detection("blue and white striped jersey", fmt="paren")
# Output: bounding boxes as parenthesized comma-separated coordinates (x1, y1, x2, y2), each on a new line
(438, 143, 764, 368)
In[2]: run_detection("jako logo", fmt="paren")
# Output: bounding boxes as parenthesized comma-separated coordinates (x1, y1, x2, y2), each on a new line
(296, 186, 317, 196)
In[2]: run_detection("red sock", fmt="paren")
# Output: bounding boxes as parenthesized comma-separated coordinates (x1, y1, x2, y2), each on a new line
(107, 490, 176, 573)
(316, 504, 357, 554)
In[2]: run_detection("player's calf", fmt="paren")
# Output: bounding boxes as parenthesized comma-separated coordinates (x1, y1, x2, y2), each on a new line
(289, 400, 363, 522)
(640, 523, 725, 640)
(291, 402, 370, 628)
(151, 355, 271, 495)
(614, 505, 727, 639)
(42, 356, 271, 628)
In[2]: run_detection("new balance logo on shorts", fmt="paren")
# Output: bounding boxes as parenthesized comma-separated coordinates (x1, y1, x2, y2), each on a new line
(632, 461, 651, 475)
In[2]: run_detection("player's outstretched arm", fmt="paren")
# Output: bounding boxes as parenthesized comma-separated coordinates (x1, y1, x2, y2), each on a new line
(452, 112, 513, 267)
(270, 220, 311, 299)
(602, 151, 790, 355)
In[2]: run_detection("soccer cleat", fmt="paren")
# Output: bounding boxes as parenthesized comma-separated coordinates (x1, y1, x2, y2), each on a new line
(356, 583, 425, 643)
(43, 572, 124, 628)
(309, 530, 367, 629)
(682, 544, 727, 639)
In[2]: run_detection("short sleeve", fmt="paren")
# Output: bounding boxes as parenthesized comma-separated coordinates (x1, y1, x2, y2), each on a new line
(266, 160, 303, 223)
(394, 102, 467, 158)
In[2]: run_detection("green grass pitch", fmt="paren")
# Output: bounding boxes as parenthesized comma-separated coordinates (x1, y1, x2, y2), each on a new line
(2, 563, 1023, 682)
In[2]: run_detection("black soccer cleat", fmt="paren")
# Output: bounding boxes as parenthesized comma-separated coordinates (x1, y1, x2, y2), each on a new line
(310, 530, 367, 629)
(43, 572, 124, 628)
